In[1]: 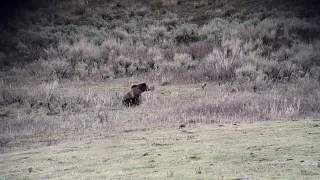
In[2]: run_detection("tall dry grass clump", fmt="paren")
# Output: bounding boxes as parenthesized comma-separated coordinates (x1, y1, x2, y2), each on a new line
(153, 83, 320, 125)
(0, 81, 118, 139)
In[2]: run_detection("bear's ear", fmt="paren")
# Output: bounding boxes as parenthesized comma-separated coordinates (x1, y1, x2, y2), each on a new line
(140, 83, 146, 86)
(131, 85, 138, 89)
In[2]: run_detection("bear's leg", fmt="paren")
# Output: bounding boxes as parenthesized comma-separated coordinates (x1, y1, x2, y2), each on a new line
(130, 98, 136, 106)
(128, 98, 135, 107)
(132, 96, 142, 106)
(135, 97, 141, 106)
(123, 98, 132, 107)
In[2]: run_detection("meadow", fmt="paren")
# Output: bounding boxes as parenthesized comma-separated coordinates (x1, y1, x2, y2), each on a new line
(0, 0, 320, 179)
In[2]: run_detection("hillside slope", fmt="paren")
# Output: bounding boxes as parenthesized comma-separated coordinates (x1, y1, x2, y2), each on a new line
(1, 0, 320, 68)
(0, 1, 320, 179)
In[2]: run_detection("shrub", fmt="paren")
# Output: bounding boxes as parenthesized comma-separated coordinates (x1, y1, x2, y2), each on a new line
(198, 18, 229, 43)
(198, 41, 245, 82)
(259, 60, 299, 83)
(160, 12, 178, 31)
(173, 53, 194, 68)
(290, 41, 320, 78)
(174, 24, 199, 44)
(184, 42, 221, 60)
(235, 64, 259, 83)
(121, 21, 139, 34)
(112, 28, 129, 41)
(148, 26, 169, 45)
(162, 48, 175, 61)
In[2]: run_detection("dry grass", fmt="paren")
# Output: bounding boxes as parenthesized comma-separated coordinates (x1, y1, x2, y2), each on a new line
(1, 78, 319, 151)
(154, 92, 301, 124)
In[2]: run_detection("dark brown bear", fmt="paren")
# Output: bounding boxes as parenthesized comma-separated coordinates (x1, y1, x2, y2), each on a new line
(122, 83, 150, 107)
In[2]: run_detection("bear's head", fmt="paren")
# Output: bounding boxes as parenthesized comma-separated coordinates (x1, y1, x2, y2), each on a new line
(131, 83, 151, 92)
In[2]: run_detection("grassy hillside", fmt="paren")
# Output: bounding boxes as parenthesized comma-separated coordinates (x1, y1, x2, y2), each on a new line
(1, 0, 320, 81)
(0, 0, 320, 179)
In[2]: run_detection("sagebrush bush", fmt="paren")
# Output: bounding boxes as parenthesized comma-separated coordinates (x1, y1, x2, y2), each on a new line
(290, 41, 320, 77)
(148, 25, 169, 45)
(173, 53, 195, 69)
(174, 23, 199, 44)
(183, 42, 218, 60)
(198, 18, 229, 43)
(235, 64, 260, 83)
(259, 60, 299, 83)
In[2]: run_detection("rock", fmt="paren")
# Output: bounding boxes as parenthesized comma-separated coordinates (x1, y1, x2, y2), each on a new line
(201, 83, 207, 89)
(179, 124, 186, 129)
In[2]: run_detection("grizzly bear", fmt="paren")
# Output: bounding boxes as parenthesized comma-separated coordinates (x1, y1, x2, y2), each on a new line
(122, 83, 150, 107)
